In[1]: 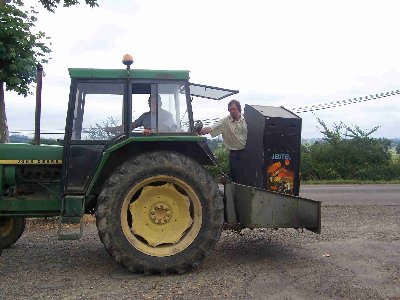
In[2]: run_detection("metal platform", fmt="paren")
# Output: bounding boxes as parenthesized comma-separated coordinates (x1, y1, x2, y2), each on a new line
(224, 183, 321, 233)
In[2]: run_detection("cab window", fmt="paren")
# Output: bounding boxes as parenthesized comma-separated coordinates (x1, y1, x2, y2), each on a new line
(131, 82, 188, 133)
(71, 82, 124, 140)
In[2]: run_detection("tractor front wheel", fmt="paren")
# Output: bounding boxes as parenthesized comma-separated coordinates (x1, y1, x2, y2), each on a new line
(96, 151, 223, 274)
(0, 217, 26, 248)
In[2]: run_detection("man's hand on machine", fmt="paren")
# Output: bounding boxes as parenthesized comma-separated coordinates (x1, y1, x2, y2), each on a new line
(142, 128, 153, 135)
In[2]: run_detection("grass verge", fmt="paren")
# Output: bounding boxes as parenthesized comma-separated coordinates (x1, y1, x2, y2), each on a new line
(301, 180, 400, 184)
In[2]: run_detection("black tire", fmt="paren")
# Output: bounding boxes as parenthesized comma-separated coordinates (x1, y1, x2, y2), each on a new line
(96, 151, 223, 274)
(0, 217, 26, 248)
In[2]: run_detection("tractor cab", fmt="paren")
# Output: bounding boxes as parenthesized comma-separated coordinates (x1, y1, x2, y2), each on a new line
(67, 69, 238, 141)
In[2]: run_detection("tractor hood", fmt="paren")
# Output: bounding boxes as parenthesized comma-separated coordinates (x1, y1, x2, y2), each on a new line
(0, 143, 63, 165)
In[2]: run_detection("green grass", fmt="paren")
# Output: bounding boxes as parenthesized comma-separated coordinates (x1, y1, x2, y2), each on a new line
(301, 179, 400, 185)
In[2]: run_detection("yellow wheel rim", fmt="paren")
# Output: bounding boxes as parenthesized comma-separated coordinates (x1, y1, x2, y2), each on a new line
(0, 217, 14, 236)
(121, 175, 202, 257)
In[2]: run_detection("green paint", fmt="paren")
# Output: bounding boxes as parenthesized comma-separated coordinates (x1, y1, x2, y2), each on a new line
(107, 136, 206, 152)
(86, 136, 206, 195)
(3, 166, 16, 185)
(0, 166, 15, 195)
(0, 143, 63, 161)
(0, 166, 3, 194)
(0, 197, 62, 213)
(62, 196, 84, 217)
(68, 68, 190, 80)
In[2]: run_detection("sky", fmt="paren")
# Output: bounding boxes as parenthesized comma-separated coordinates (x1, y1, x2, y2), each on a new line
(5, 0, 400, 139)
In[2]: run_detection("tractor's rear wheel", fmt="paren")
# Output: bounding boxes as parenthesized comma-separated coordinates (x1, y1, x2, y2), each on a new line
(96, 151, 223, 274)
(0, 217, 26, 248)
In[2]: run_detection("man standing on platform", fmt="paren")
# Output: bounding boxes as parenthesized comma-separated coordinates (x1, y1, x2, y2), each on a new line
(199, 99, 248, 182)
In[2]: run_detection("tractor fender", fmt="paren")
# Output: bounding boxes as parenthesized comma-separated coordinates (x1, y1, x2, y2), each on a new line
(86, 139, 216, 198)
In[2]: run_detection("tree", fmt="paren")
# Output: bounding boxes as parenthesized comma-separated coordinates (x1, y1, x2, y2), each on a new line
(4, 0, 98, 12)
(35, 0, 98, 12)
(0, 0, 98, 143)
(316, 118, 346, 145)
(87, 116, 120, 140)
(0, 3, 51, 142)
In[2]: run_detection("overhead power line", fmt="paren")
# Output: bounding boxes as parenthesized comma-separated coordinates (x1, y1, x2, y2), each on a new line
(291, 89, 400, 114)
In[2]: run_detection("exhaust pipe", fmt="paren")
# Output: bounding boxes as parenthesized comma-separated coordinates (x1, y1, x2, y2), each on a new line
(33, 63, 43, 145)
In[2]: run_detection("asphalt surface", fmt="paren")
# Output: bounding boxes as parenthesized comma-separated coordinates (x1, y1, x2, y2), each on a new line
(301, 184, 400, 206)
(0, 184, 399, 299)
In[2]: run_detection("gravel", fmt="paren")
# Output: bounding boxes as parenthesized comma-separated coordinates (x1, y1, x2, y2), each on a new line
(0, 203, 399, 299)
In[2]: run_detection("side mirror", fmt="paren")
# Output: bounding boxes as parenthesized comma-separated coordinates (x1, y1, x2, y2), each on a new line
(194, 120, 203, 134)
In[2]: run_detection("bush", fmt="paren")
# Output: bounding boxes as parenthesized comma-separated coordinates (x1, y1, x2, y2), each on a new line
(205, 145, 229, 183)
(301, 120, 400, 181)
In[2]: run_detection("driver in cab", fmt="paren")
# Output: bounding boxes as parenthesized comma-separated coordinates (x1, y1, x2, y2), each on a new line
(132, 95, 174, 135)
(107, 95, 175, 135)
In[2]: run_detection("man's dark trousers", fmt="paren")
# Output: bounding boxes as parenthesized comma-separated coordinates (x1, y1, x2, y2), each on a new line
(229, 149, 243, 183)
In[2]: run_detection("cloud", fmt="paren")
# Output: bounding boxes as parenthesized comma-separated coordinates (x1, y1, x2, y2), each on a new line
(100, 0, 141, 15)
(70, 23, 128, 55)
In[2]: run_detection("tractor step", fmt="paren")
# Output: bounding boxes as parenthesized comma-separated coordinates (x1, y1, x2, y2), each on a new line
(57, 196, 85, 240)
(57, 216, 83, 240)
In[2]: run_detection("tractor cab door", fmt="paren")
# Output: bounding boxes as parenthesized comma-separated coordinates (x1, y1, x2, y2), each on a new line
(189, 83, 238, 101)
(63, 80, 126, 194)
(188, 83, 239, 127)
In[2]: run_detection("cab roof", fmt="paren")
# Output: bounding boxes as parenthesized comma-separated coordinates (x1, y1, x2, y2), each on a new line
(68, 68, 190, 80)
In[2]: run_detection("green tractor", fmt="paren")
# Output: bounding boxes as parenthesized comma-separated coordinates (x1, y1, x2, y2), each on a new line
(0, 57, 321, 274)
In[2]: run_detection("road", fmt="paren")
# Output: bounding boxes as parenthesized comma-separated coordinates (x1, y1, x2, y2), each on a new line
(0, 184, 399, 299)
(301, 184, 400, 205)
